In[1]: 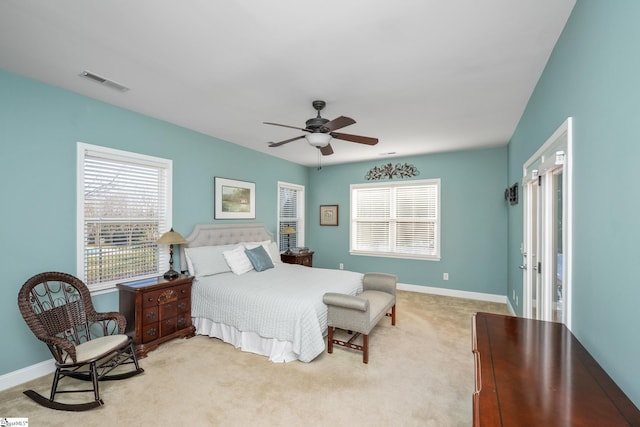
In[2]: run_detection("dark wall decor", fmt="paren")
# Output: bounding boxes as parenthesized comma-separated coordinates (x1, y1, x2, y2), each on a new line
(504, 182, 518, 205)
(365, 162, 420, 180)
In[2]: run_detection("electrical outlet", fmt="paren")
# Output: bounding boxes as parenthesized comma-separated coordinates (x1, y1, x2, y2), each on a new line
(339, 263, 344, 270)
(516, 295, 519, 306)
(443, 272, 449, 280)
(513, 290, 516, 300)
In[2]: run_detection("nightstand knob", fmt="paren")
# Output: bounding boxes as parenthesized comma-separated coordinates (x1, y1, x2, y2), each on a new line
(147, 312, 156, 319)
(178, 302, 186, 310)
(147, 328, 157, 337)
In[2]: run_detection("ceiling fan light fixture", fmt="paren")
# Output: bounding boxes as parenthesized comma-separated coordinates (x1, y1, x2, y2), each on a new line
(305, 132, 332, 147)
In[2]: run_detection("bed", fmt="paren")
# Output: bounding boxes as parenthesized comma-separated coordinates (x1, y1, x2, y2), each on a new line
(179, 223, 363, 362)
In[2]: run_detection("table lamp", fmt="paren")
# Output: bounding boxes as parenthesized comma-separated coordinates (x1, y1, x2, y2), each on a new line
(157, 228, 187, 280)
(281, 226, 296, 254)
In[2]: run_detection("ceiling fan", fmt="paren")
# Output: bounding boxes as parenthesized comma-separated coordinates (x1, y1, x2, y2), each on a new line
(264, 100, 378, 156)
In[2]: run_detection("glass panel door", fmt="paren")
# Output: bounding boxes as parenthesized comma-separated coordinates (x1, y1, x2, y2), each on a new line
(552, 170, 564, 322)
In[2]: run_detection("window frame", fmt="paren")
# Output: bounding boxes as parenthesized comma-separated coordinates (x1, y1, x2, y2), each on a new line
(76, 142, 173, 293)
(350, 178, 441, 261)
(277, 181, 305, 252)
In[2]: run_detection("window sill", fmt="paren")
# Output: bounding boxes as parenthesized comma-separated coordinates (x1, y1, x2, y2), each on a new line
(349, 250, 440, 262)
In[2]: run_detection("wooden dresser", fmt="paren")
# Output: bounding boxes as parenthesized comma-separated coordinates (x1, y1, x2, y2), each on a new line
(280, 251, 314, 267)
(118, 274, 195, 358)
(472, 312, 640, 426)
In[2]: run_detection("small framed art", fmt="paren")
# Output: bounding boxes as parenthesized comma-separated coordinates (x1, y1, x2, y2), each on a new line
(320, 204, 338, 226)
(214, 177, 256, 219)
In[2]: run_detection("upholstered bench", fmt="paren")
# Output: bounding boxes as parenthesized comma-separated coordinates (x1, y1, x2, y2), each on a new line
(323, 272, 397, 363)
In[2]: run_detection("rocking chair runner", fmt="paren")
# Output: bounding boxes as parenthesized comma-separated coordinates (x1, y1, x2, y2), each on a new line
(18, 272, 144, 411)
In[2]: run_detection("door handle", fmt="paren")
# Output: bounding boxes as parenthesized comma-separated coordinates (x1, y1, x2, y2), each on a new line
(519, 265, 527, 270)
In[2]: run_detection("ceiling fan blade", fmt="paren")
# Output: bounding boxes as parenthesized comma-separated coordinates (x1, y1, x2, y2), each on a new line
(268, 135, 305, 147)
(264, 122, 310, 132)
(321, 116, 356, 132)
(320, 144, 334, 156)
(331, 132, 379, 145)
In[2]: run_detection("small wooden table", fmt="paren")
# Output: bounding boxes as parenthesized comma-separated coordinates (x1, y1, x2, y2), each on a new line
(118, 275, 195, 358)
(280, 251, 314, 267)
(472, 312, 640, 426)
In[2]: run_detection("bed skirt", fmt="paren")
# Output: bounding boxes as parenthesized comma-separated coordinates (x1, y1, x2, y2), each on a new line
(193, 316, 303, 362)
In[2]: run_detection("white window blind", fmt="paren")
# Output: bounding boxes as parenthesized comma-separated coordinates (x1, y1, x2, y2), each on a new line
(77, 143, 172, 292)
(278, 182, 304, 252)
(351, 179, 440, 260)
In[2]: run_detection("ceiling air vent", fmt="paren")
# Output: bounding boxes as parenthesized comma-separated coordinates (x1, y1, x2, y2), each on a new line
(80, 70, 129, 92)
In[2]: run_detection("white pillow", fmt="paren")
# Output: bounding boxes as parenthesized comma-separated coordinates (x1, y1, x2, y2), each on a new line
(245, 240, 282, 265)
(267, 241, 283, 264)
(184, 245, 235, 277)
(223, 245, 254, 275)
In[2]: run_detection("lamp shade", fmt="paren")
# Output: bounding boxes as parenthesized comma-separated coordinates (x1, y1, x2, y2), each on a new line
(281, 226, 296, 235)
(157, 228, 187, 245)
(305, 132, 332, 147)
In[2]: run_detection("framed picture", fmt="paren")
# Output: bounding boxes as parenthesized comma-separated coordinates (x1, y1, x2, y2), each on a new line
(320, 204, 339, 226)
(214, 177, 256, 219)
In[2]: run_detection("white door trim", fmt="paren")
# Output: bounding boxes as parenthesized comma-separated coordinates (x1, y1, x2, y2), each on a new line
(522, 117, 573, 329)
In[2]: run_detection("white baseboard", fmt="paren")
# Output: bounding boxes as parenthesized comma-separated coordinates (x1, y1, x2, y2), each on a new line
(0, 358, 55, 392)
(2, 284, 507, 392)
(397, 282, 507, 304)
(506, 299, 517, 316)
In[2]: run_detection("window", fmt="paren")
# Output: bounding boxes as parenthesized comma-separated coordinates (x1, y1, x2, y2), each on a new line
(277, 182, 305, 252)
(77, 143, 172, 292)
(350, 179, 440, 260)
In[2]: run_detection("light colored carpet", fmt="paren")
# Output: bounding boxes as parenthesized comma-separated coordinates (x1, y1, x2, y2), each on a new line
(0, 291, 507, 426)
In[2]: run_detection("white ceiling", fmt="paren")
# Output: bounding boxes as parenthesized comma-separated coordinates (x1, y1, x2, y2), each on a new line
(0, 0, 575, 167)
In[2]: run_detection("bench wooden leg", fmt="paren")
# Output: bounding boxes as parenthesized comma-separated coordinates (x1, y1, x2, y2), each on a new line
(327, 326, 334, 354)
(391, 304, 396, 325)
(363, 334, 369, 364)
(386, 304, 397, 326)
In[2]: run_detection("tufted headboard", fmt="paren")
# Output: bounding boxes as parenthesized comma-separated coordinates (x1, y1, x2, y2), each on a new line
(179, 223, 275, 272)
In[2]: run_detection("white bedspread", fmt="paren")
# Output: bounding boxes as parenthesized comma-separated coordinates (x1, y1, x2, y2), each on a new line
(191, 264, 363, 362)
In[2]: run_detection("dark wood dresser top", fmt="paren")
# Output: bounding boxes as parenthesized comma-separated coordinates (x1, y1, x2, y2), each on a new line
(472, 312, 640, 426)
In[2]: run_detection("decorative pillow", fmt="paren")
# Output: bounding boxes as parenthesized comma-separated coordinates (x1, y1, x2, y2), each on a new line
(245, 240, 283, 265)
(223, 245, 254, 275)
(184, 245, 235, 277)
(244, 245, 274, 272)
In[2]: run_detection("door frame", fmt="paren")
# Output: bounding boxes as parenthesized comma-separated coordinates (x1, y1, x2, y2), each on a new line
(522, 118, 573, 328)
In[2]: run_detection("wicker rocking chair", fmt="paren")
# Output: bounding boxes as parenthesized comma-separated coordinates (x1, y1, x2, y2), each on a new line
(18, 272, 144, 411)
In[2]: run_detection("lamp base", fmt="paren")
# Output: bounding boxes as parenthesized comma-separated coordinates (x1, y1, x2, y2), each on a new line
(163, 269, 180, 280)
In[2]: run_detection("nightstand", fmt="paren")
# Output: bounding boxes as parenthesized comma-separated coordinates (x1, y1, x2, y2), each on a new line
(117, 274, 195, 358)
(281, 251, 314, 267)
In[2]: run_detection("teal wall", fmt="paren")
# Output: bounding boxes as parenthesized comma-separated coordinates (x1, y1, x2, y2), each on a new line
(0, 69, 308, 375)
(308, 148, 508, 296)
(506, 0, 640, 406)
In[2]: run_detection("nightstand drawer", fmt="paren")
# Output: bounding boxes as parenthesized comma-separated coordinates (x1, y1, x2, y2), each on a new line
(142, 289, 165, 308)
(159, 301, 178, 319)
(175, 284, 190, 298)
(142, 323, 159, 343)
(142, 306, 158, 325)
(177, 298, 190, 314)
(177, 314, 189, 329)
(160, 317, 177, 336)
